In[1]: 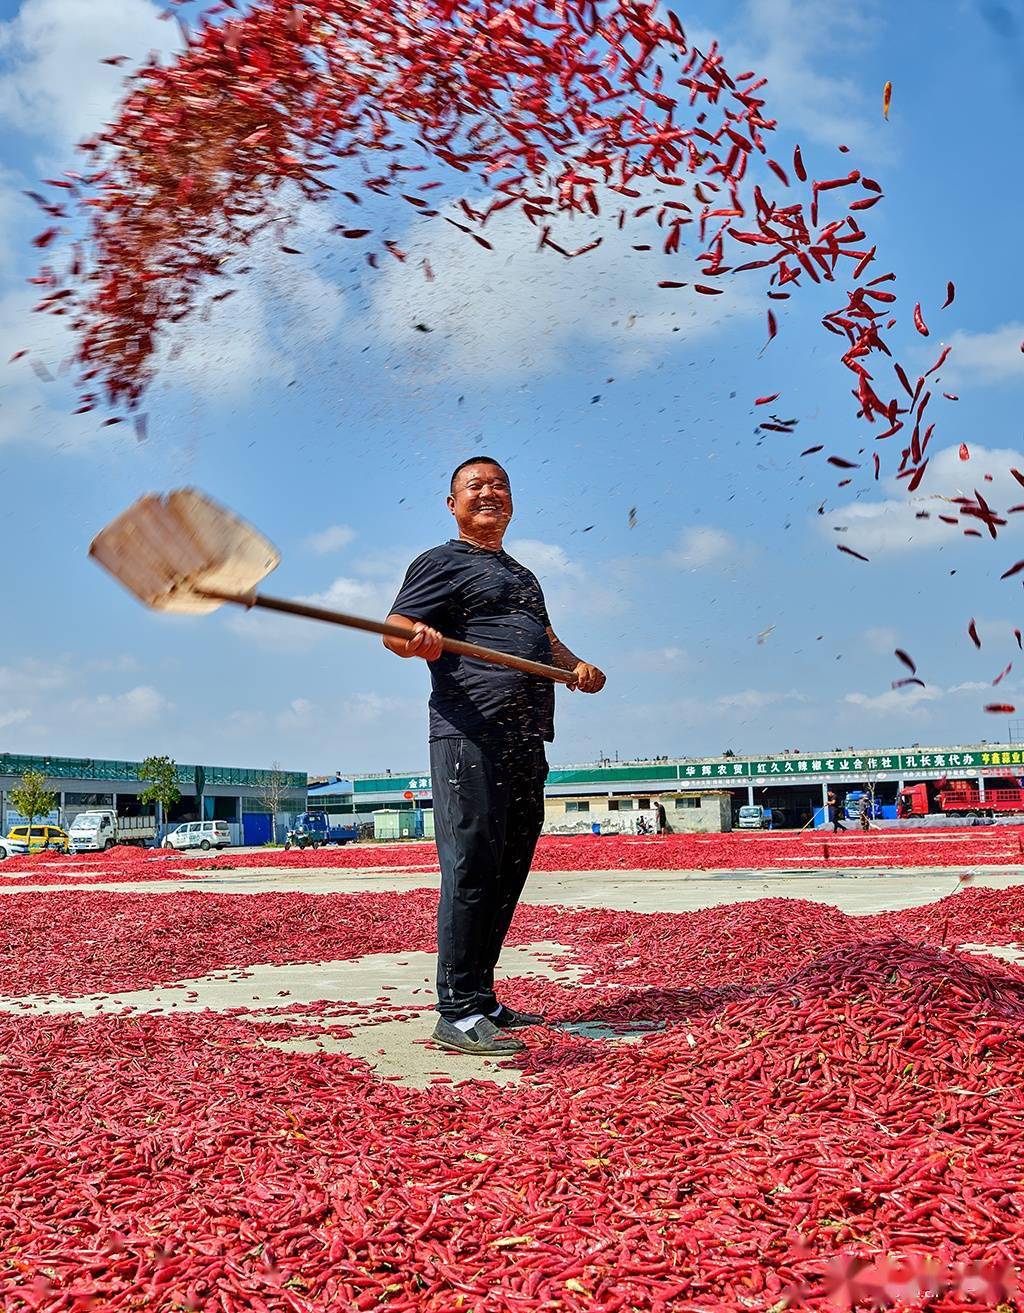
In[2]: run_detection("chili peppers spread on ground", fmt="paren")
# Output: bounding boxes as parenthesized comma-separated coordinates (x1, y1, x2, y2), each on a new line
(4, 829, 1024, 886)
(3, 885, 1024, 1309)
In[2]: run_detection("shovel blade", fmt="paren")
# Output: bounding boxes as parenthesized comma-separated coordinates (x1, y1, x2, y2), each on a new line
(89, 488, 280, 613)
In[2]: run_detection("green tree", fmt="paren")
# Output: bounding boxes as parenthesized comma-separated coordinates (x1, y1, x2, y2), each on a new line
(139, 755, 181, 839)
(9, 770, 57, 847)
(256, 761, 289, 845)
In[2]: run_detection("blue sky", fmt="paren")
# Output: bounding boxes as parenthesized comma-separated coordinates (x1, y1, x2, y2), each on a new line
(1, 0, 1023, 775)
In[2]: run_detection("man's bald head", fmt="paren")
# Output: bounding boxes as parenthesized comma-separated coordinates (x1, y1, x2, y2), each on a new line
(450, 456, 510, 493)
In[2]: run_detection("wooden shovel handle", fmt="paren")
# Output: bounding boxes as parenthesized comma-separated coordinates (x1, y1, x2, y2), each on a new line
(196, 588, 576, 685)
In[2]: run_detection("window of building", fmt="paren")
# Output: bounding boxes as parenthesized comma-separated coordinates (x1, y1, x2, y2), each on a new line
(638, 798, 651, 809)
(64, 792, 114, 808)
(607, 799, 619, 811)
(617, 799, 634, 811)
(565, 800, 590, 813)
(675, 796, 701, 809)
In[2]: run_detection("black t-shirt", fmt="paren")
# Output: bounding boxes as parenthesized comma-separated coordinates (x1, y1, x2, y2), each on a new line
(390, 540, 555, 742)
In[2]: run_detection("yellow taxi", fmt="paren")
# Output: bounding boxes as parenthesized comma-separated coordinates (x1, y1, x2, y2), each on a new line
(6, 824, 71, 854)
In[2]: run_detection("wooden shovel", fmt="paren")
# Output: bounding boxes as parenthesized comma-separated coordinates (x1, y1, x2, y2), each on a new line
(89, 488, 575, 684)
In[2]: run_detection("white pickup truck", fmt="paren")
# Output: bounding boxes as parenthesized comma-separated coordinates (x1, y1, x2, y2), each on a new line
(68, 809, 157, 852)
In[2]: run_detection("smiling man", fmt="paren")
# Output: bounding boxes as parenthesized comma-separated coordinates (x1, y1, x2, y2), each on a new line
(384, 457, 606, 1056)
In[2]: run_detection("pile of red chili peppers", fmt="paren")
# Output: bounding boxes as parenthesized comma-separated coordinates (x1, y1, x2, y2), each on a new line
(3, 884, 1024, 1309)
(25, 0, 968, 524)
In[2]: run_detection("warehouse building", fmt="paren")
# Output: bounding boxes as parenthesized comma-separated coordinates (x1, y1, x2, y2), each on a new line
(0, 753, 307, 845)
(545, 791, 733, 834)
(330, 743, 1024, 833)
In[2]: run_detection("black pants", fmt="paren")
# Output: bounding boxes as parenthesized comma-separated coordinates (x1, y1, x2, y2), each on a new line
(430, 735, 548, 1021)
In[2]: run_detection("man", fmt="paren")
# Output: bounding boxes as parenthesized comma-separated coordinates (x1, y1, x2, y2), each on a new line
(829, 790, 847, 833)
(384, 458, 606, 1057)
(653, 799, 668, 835)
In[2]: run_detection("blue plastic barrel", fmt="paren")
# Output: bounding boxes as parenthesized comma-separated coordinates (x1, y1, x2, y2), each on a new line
(591, 822, 602, 836)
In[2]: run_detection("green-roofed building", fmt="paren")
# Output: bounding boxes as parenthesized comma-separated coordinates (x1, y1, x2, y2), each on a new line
(0, 753, 307, 846)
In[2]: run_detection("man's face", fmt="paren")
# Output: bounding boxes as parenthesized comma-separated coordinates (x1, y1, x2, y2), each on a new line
(447, 463, 513, 540)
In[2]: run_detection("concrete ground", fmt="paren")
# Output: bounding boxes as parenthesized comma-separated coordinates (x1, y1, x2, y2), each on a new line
(2, 864, 1022, 1088)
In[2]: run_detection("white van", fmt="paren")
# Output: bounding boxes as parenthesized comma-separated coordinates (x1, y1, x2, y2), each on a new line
(163, 820, 232, 852)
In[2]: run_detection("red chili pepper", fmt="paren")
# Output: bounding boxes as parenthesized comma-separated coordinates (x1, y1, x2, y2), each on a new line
(968, 617, 981, 648)
(913, 303, 929, 336)
(765, 308, 777, 343)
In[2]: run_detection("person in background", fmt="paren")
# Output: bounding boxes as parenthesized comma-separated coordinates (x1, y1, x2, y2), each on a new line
(859, 795, 871, 831)
(654, 799, 668, 835)
(829, 790, 847, 832)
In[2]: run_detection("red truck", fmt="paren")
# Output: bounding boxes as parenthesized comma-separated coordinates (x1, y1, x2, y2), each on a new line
(898, 778, 1024, 819)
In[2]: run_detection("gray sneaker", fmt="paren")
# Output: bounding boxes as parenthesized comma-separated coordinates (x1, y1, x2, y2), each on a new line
(431, 1015, 526, 1056)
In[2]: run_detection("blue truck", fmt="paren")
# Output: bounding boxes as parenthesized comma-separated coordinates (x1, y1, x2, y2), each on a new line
(843, 790, 884, 822)
(284, 810, 358, 850)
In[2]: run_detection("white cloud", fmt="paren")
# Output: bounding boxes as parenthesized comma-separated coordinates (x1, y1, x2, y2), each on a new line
(630, 646, 690, 673)
(665, 526, 741, 570)
(276, 698, 316, 732)
(305, 575, 397, 618)
(716, 688, 808, 712)
(340, 692, 405, 724)
(0, 1, 343, 425)
(226, 571, 399, 652)
(505, 539, 582, 580)
(845, 679, 989, 716)
(686, 0, 885, 155)
(942, 323, 1024, 387)
(0, 660, 70, 694)
(363, 192, 757, 382)
(505, 537, 627, 623)
(304, 524, 357, 556)
(0, 213, 349, 440)
(819, 443, 1024, 555)
(158, 231, 347, 401)
(0, 285, 110, 452)
(862, 627, 900, 655)
(86, 654, 142, 674)
(0, 0, 176, 158)
(0, 708, 31, 731)
(68, 684, 170, 727)
(224, 608, 319, 654)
